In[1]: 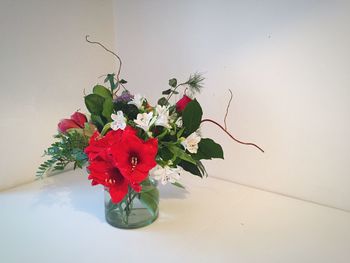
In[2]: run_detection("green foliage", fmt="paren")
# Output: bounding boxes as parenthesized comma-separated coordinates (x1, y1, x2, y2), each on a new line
(158, 97, 169, 106)
(182, 99, 203, 134)
(104, 73, 116, 91)
(85, 86, 115, 131)
(93, 85, 112, 99)
(102, 97, 114, 122)
(139, 180, 159, 217)
(185, 73, 204, 93)
(178, 160, 206, 178)
(37, 131, 89, 177)
(169, 78, 177, 87)
(85, 94, 105, 114)
(168, 145, 196, 164)
(114, 102, 138, 120)
(194, 138, 224, 160)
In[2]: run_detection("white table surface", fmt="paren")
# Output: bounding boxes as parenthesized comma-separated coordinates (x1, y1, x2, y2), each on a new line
(1, 169, 350, 263)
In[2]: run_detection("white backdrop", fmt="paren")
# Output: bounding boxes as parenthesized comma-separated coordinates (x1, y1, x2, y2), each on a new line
(1, 0, 349, 212)
(113, 0, 350, 211)
(0, 0, 115, 190)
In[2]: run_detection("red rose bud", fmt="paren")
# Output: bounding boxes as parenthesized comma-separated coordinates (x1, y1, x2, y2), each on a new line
(70, 112, 87, 128)
(58, 119, 81, 133)
(176, 95, 192, 112)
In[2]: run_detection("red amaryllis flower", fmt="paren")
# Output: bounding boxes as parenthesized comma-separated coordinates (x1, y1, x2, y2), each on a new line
(87, 160, 128, 203)
(111, 130, 158, 192)
(176, 95, 192, 112)
(85, 126, 158, 203)
(58, 112, 87, 133)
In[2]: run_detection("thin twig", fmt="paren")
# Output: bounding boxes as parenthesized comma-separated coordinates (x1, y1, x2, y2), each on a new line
(201, 118, 264, 153)
(85, 35, 122, 84)
(166, 82, 186, 102)
(224, 89, 233, 130)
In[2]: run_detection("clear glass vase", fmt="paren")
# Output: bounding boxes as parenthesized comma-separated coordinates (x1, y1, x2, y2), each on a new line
(104, 178, 159, 229)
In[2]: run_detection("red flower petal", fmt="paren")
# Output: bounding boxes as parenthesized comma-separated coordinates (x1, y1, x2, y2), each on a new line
(176, 95, 192, 112)
(58, 119, 80, 133)
(109, 181, 129, 203)
(70, 112, 87, 128)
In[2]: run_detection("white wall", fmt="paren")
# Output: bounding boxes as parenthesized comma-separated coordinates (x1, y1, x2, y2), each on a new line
(114, 0, 350, 211)
(0, 0, 116, 190)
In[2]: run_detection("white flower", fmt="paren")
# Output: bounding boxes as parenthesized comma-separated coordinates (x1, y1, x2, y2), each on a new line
(154, 105, 170, 128)
(128, 94, 145, 109)
(175, 117, 183, 127)
(181, 132, 201, 153)
(111, 111, 126, 130)
(134, 112, 156, 132)
(150, 165, 182, 185)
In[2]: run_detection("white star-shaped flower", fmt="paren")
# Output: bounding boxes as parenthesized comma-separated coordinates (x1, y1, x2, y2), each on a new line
(111, 111, 126, 130)
(154, 105, 170, 128)
(150, 165, 182, 185)
(181, 132, 201, 154)
(134, 112, 156, 132)
(128, 94, 145, 109)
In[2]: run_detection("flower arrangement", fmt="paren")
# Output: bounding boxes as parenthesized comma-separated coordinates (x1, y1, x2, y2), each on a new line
(38, 36, 263, 228)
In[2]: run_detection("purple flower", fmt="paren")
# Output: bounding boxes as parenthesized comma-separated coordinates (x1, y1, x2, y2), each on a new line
(114, 91, 134, 103)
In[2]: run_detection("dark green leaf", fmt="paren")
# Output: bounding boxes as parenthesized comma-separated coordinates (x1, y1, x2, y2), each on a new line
(158, 147, 173, 161)
(91, 114, 105, 130)
(102, 97, 114, 121)
(182, 99, 203, 134)
(158, 97, 169, 106)
(162, 89, 172, 95)
(85, 94, 105, 114)
(119, 79, 127, 84)
(194, 138, 224, 160)
(93, 85, 112, 99)
(169, 78, 177, 87)
(178, 160, 203, 177)
(104, 74, 116, 91)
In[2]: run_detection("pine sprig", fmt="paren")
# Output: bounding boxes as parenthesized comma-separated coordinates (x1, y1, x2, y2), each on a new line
(185, 73, 204, 93)
(37, 131, 89, 178)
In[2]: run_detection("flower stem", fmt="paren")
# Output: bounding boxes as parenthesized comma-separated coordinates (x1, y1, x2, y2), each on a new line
(201, 118, 264, 153)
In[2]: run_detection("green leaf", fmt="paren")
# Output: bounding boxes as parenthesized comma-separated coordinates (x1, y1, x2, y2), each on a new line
(194, 138, 224, 160)
(169, 78, 177, 87)
(102, 97, 114, 121)
(91, 114, 105, 130)
(101, 123, 111, 136)
(119, 79, 127, 84)
(104, 74, 116, 91)
(168, 145, 196, 164)
(139, 187, 159, 217)
(178, 160, 203, 177)
(93, 85, 112, 99)
(162, 89, 172, 95)
(158, 97, 169, 106)
(158, 147, 173, 161)
(182, 99, 203, 134)
(85, 94, 105, 114)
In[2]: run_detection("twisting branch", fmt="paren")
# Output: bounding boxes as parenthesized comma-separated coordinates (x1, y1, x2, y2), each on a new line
(201, 118, 264, 153)
(85, 35, 123, 95)
(224, 89, 233, 130)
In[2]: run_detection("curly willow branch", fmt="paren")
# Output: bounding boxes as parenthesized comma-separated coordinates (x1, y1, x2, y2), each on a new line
(201, 118, 264, 153)
(224, 89, 233, 130)
(85, 35, 122, 86)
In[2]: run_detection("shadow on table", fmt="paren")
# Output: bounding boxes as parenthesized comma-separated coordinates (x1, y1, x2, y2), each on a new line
(31, 170, 105, 222)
